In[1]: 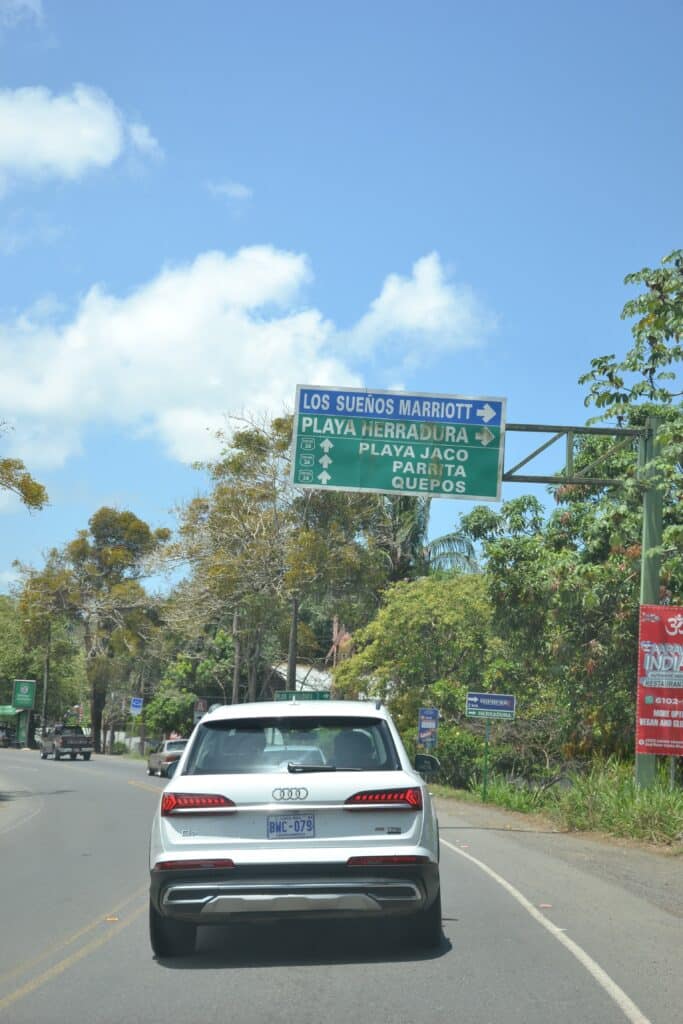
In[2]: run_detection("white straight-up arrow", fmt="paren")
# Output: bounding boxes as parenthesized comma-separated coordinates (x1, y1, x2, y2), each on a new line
(319, 454, 332, 468)
(318, 470, 331, 484)
(320, 439, 334, 452)
(476, 403, 496, 423)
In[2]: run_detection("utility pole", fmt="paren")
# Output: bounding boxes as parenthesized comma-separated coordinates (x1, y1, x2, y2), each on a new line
(231, 608, 241, 704)
(286, 595, 298, 691)
(41, 619, 51, 730)
(636, 416, 662, 788)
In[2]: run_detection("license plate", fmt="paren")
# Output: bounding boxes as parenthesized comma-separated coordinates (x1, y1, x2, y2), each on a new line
(267, 814, 315, 839)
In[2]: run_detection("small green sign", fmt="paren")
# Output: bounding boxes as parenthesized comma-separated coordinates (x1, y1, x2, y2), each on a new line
(12, 680, 37, 710)
(274, 691, 331, 701)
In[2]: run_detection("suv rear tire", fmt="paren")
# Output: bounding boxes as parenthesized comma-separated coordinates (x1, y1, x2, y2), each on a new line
(411, 888, 442, 949)
(149, 901, 196, 958)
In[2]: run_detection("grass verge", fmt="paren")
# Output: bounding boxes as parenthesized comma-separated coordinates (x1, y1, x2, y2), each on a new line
(430, 761, 683, 846)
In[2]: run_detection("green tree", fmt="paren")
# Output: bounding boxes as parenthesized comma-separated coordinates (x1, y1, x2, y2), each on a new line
(171, 416, 389, 701)
(144, 680, 196, 739)
(0, 425, 48, 510)
(334, 573, 496, 731)
(365, 495, 478, 581)
(0, 595, 32, 703)
(580, 249, 682, 418)
(0, 592, 84, 728)
(61, 507, 171, 751)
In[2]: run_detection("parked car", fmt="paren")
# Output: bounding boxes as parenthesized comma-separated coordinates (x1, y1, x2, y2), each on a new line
(147, 739, 188, 778)
(148, 700, 441, 957)
(40, 724, 93, 761)
(0, 725, 16, 748)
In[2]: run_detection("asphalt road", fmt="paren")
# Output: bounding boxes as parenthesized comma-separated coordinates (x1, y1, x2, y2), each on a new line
(0, 749, 681, 1024)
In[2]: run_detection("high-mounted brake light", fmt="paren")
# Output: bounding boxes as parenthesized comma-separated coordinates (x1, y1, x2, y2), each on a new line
(346, 855, 429, 866)
(161, 793, 235, 815)
(154, 858, 235, 871)
(344, 787, 422, 810)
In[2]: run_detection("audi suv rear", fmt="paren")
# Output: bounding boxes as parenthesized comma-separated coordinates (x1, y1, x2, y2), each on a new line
(148, 700, 441, 957)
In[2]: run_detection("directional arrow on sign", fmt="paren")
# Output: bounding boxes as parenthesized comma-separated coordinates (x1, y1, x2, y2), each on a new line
(476, 403, 496, 423)
(318, 471, 331, 484)
(320, 439, 334, 452)
(475, 427, 495, 446)
(319, 454, 332, 468)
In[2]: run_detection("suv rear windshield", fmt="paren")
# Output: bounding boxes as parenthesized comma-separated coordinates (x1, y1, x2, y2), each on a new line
(165, 740, 187, 751)
(182, 716, 400, 775)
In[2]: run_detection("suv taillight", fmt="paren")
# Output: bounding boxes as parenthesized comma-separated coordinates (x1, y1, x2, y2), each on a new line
(344, 787, 422, 810)
(161, 793, 235, 815)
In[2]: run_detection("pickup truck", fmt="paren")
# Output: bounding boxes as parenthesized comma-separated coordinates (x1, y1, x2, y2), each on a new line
(40, 724, 93, 761)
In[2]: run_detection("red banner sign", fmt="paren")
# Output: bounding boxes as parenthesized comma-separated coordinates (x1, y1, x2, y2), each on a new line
(636, 605, 683, 757)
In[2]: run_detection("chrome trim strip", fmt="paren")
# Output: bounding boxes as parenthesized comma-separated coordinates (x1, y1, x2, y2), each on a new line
(162, 878, 421, 912)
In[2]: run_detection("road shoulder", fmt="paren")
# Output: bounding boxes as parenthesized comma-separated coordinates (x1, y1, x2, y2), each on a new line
(434, 793, 683, 919)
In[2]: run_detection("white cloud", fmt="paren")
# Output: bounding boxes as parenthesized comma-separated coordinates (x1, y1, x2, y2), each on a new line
(128, 121, 163, 159)
(0, 84, 161, 193)
(0, 209, 63, 254)
(0, 245, 358, 467)
(207, 180, 253, 202)
(0, 247, 494, 469)
(348, 252, 495, 360)
(0, 0, 42, 26)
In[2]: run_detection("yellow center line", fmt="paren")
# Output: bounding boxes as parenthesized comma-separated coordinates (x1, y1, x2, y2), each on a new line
(0, 884, 148, 986)
(128, 779, 162, 794)
(0, 903, 147, 1015)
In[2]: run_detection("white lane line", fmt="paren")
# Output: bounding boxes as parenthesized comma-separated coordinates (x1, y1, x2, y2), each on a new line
(440, 838, 653, 1024)
(0, 802, 43, 836)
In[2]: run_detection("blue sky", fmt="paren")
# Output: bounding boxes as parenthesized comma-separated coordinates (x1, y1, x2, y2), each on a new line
(1, 0, 681, 590)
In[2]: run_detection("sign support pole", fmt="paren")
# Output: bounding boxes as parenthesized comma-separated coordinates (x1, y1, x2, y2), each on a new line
(482, 720, 491, 802)
(636, 417, 662, 789)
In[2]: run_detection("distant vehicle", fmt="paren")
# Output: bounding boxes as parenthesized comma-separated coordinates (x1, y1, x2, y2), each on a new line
(148, 700, 441, 958)
(40, 724, 93, 761)
(147, 739, 188, 777)
(0, 725, 16, 748)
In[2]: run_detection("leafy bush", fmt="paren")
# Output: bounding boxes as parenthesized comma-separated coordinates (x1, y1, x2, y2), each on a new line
(111, 740, 128, 755)
(468, 774, 557, 812)
(554, 759, 683, 844)
(430, 725, 483, 789)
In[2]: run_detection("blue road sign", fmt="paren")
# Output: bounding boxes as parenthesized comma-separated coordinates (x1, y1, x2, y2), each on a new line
(418, 707, 439, 748)
(130, 697, 144, 716)
(466, 692, 516, 720)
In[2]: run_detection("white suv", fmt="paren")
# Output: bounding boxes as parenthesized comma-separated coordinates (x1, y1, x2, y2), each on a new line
(148, 699, 441, 957)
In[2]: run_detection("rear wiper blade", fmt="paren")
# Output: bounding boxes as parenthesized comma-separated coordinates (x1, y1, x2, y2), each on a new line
(287, 762, 337, 773)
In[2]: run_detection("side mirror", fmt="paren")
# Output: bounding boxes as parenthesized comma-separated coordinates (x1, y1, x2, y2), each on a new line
(165, 760, 179, 779)
(414, 753, 440, 776)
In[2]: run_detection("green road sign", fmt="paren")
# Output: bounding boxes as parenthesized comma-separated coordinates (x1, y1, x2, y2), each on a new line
(274, 691, 331, 701)
(291, 386, 506, 501)
(12, 679, 37, 710)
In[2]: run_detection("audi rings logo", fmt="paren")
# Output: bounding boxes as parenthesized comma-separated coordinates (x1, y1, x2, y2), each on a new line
(272, 787, 309, 801)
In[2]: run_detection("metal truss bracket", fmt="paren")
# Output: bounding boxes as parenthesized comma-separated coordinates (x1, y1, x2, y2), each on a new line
(503, 423, 646, 486)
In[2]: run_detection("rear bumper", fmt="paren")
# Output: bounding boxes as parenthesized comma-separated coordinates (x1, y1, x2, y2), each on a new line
(150, 862, 439, 925)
